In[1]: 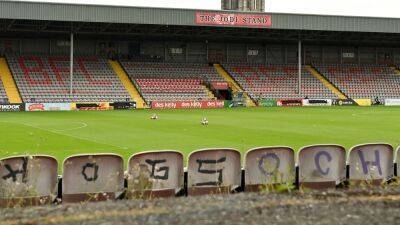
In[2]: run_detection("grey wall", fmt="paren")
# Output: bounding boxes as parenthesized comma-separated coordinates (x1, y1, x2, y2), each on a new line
(267, 45, 285, 64)
(208, 43, 227, 62)
(187, 42, 207, 63)
(227, 43, 246, 62)
(20, 39, 49, 54)
(0, 39, 20, 55)
(141, 41, 164, 58)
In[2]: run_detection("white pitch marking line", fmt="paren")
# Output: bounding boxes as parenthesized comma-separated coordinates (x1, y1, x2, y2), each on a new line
(54, 122, 88, 132)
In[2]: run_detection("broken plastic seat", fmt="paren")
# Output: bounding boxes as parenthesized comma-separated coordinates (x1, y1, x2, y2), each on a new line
(126, 150, 184, 199)
(0, 155, 58, 207)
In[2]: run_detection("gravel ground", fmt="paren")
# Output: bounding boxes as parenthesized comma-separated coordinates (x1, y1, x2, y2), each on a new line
(2, 187, 400, 225)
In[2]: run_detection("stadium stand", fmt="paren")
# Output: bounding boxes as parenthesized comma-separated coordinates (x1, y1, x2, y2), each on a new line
(0, 79, 9, 103)
(108, 60, 147, 108)
(120, 62, 222, 102)
(6, 54, 132, 103)
(214, 64, 257, 106)
(0, 58, 22, 104)
(222, 63, 337, 100)
(315, 64, 400, 99)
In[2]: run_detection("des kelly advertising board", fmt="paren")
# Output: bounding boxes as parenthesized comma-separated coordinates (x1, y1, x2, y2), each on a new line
(151, 100, 225, 109)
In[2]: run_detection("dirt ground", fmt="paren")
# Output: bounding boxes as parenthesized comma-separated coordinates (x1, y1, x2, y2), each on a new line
(1, 187, 400, 225)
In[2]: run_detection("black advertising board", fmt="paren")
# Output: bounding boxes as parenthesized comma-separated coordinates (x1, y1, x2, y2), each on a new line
(0, 104, 24, 112)
(110, 102, 136, 110)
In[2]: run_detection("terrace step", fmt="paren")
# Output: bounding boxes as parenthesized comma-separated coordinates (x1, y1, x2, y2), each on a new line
(214, 63, 256, 107)
(306, 65, 347, 99)
(0, 58, 22, 104)
(109, 60, 146, 108)
(202, 85, 216, 99)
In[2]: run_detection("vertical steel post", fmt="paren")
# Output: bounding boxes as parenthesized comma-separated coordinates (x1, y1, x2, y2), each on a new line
(298, 40, 302, 95)
(69, 33, 74, 95)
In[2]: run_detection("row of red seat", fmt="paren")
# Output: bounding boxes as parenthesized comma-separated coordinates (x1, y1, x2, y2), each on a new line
(136, 77, 205, 96)
(16, 56, 113, 86)
(136, 78, 201, 84)
(327, 67, 384, 74)
(233, 67, 299, 75)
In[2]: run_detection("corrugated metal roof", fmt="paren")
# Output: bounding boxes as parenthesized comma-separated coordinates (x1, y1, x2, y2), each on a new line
(1, 0, 400, 33)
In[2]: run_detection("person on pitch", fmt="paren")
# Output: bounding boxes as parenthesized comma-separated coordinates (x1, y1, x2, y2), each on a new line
(151, 114, 159, 120)
(201, 117, 209, 126)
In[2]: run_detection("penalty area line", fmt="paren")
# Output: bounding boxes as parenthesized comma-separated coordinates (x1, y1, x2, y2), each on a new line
(53, 121, 88, 132)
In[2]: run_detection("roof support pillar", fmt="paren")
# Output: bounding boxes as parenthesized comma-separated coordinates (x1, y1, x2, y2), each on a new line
(69, 32, 74, 96)
(298, 39, 302, 96)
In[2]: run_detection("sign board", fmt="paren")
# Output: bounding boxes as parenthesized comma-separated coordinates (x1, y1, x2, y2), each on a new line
(259, 99, 277, 107)
(0, 156, 58, 206)
(72, 103, 112, 111)
(25, 103, 71, 111)
(0, 104, 24, 112)
(342, 52, 355, 58)
(56, 40, 70, 47)
(195, 12, 272, 28)
(170, 48, 183, 54)
(277, 99, 303, 107)
(385, 99, 400, 106)
(245, 147, 295, 191)
(211, 82, 229, 90)
(110, 102, 136, 110)
(187, 149, 241, 195)
(151, 100, 225, 109)
(247, 50, 259, 56)
(62, 154, 124, 203)
(332, 99, 356, 106)
(348, 144, 393, 184)
(127, 151, 184, 198)
(302, 99, 332, 106)
(298, 145, 346, 188)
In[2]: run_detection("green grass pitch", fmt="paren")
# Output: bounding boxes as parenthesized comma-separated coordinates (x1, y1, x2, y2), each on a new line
(0, 107, 399, 168)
